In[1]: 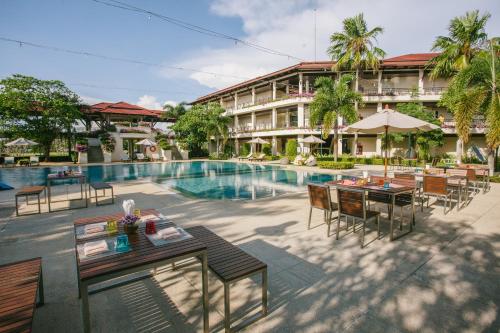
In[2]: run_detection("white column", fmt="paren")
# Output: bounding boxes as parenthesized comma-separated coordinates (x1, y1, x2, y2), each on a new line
(337, 134, 343, 155)
(234, 92, 238, 109)
(305, 77, 310, 93)
(297, 103, 305, 128)
(251, 112, 256, 130)
(235, 139, 240, 154)
(377, 102, 383, 112)
(271, 108, 277, 129)
(377, 70, 383, 94)
(220, 96, 223, 106)
(352, 132, 358, 156)
(271, 136, 278, 155)
(272, 81, 277, 100)
(456, 138, 463, 164)
(251, 87, 256, 105)
(285, 84, 289, 95)
(298, 134, 304, 155)
(234, 115, 239, 132)
(285, 110, 290, 128)
(299, 73, 303, 95)
(418, 69, 424, 95)
(376, 136, 383, 156)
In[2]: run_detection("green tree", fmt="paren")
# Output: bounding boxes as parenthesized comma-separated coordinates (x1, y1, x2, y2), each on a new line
(328, 13, 386, 93)
(285, 139, 298, 159)
(205, 102, 230, 157)
(440, 39, 500, 173)
(0, 75, 82, 160)
(162, 102, 188, 120)
(309, 75, 362, 161)
(396, 102, 444, 160)
(428, 10, 491, 79)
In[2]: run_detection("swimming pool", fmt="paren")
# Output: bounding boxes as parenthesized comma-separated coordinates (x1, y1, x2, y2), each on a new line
(0, 161, 345, 200)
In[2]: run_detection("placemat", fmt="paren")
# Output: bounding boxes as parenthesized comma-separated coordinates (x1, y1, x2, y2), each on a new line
(77, 237, 131, 262)
(76, 222, 110, 240)
(144, 227, 193, 247)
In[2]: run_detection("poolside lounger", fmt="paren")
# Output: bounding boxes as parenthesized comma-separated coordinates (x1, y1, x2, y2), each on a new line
(121, 153, 131, 162)
(30, 155, 40, 166)
(293, 155, 305, 166)
(249, 153, 265, 162)
(135, 153, 146, 161)
(304, 155, 317, 166)
(238, 153, 253, 161)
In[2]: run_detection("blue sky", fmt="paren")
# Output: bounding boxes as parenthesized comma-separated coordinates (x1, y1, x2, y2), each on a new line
(1, 0, 499, 109)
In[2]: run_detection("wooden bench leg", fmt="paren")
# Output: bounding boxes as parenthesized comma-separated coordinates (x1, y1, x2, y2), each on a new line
(15, 195, 19, 216)
(81, 282, 91, 333)
(37, 265, 45, 306)
(224, 282, 231, 332)
(262, 268, 268, 316)
(111, 187, 114, 204)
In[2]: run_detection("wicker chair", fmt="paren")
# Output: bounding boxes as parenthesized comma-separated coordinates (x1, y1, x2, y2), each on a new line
(422, 175, 453, 214)
(336, 187, 380, 248)
(307, 184, 338, 236)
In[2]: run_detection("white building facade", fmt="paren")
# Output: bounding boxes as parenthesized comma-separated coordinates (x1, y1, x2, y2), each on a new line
(193, 54, 487, 159)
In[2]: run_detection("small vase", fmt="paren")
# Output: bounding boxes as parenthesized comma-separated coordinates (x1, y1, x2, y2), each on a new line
(124, 224, 139, 235)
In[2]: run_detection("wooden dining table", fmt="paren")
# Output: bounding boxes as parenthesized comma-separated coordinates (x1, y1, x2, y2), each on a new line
(326, 180, 416, 241)
(73, 209, 209, 333)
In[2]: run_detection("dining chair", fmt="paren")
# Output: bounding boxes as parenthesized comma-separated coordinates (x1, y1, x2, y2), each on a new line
(422, 175, 453, 214)
(428, 167, 445, 175)
(463, 168, 482, 195)
(446, 168, 468, 207)
(473, 167, 490, 193)
(367, 175, 392, 215)
(336, 187, 380, 248)
(391, 178, 416, 229)
(307, 184, 338, 236)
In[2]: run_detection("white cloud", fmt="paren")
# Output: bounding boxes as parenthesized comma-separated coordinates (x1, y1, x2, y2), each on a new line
(137, 95, 163, 110)
(169, 0, 500, 90)
(164, 100, 178, 107)
(80, 95, 105, 105)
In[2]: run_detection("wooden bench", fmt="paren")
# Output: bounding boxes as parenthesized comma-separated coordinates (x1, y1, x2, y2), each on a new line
(88, 182, 114, 206)
(0, 257, 44, 333)
(15, 186, 46, 216)
(186, 226, 267, 332)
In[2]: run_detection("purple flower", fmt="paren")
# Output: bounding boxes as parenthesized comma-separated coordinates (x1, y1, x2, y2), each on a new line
(119, 214, 140, 225)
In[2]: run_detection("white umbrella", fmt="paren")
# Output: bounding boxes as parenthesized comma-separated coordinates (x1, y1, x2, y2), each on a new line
(5, 138, 39, 146)
(346, 107, 440, 177)
(302, 135, 326, 144)
(247, 137, 269, 144)
(134, 139, 157, 146)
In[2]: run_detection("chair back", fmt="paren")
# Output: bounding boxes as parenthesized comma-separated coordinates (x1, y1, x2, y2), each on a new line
(337, 188, 365, 219)
(394, 172, 415, 180)
(307, 184, 332, 211)
(423, 175, 447, 195)
(391, 178, 416, 188)
(464, 168, 476, 181)
(447, 168, 467, 177)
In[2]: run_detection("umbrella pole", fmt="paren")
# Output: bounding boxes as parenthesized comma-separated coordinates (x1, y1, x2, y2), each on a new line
(384, 126, 388, 178)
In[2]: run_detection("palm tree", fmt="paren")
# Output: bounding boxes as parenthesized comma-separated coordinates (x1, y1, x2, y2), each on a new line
(440, 38, 499, 173)
(309, 75, 362, 162)
(428, 10, 491, 79)
(204, 102, 230, 157)
(328, 13, 386, 93)
(162, 102, 188, 120)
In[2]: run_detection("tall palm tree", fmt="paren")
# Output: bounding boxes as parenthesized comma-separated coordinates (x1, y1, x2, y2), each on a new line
(428, 10, 491, 79)
(162, 102, 188, 120)
(204, 102, 230, 157)
(440, 39, 499, 173)
(328, 13, 386, 93)
(309, 75, 362, 162)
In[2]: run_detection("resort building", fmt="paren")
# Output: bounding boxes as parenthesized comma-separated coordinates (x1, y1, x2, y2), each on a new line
(194, 53, 487, 159)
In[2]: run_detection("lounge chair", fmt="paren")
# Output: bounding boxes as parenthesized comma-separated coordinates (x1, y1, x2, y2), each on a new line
(3, 156, 15, 167)
(29, 156, 40, 166)
(238, 153, 253, 161)
(151, 153, 162, 161)
(135, 153, 146, 161)
(304, 155, 317, 166)
(121, 153, 131, 162)
(249, 153, 265, 162)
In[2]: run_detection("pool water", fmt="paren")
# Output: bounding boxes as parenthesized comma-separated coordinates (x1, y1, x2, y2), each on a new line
(0, 161, 347, 200)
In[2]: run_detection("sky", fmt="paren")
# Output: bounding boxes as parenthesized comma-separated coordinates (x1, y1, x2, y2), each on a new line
(1, 0, 499, 110)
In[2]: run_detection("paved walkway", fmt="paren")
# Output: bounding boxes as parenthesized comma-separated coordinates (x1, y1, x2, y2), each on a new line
(0, 178, 498, 332)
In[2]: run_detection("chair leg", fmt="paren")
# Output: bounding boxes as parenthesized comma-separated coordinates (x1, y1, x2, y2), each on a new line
(262, 268, 268, 316)
(307, 206, 312, 230)
(336, 212, 341, 240)
(360, 219, 366, 248)
(15, 195, 19, 217)
(400, 206, 403, 231)
(326, 211, 331, 237)
(377, 215, 380, 239)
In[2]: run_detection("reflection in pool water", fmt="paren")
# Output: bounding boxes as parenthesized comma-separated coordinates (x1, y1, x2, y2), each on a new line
(0, 161, 349, 200)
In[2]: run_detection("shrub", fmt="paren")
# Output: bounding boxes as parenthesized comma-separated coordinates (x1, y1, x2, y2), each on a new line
(262, 144, 272, 156)
(317, 161, 354, 169)
(99, 132, 116, 153)
(264, 155, 281, 161)
(208, 152, 229, 160)
(285, 139, 298, 159)
(239, 143, 250, 156)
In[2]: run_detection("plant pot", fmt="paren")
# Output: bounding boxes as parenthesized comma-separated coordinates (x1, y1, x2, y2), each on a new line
(123, 224, 139, 235)
(103, 152, 112, 163)
(78, 152, 88, 164)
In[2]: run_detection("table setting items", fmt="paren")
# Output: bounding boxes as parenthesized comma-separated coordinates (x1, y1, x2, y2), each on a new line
(120, 200, 141, 234)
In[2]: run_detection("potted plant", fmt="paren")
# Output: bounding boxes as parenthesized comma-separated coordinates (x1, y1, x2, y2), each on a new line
(75, 138, 88, 164)
(119, 214, 140, 235)
(99, 132, 116, 163)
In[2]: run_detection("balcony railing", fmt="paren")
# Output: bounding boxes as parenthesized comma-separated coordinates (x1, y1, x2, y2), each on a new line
(441, 118, 486, 130)
(423, 87, 447, 95)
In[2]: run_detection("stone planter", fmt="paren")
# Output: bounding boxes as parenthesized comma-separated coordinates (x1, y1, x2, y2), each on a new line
(103, 152, 112, 163)
(161, 149, 172, 161)
(78, 152, 88, 164)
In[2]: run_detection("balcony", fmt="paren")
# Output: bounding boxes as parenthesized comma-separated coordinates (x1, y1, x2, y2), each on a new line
(441, 118, 486, 134)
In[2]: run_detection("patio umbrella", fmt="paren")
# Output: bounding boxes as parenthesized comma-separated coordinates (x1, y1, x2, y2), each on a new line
(247, 137, 269, 145)
(134, 138, 157, 146)
(5, 138, 39, 146)
(346, 106, 440, 177)
(301, 136, 325, 154)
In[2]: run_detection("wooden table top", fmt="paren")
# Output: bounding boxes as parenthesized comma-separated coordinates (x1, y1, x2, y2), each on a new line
(16, 186, 45, 196)
(74, 209, 206, 282)
(0, 257, 41, 333)
(326, 181, 414, 194)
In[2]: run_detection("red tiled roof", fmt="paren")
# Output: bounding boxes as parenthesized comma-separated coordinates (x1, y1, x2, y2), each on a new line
(193, 53, 440, 103)
(88, 101, 160, 117)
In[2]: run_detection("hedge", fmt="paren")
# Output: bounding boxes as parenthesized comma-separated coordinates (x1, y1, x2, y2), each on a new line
(317, 161, 355, 169)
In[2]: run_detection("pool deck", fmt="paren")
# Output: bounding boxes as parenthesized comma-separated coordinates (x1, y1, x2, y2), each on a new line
(0, 165, 499, 332)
